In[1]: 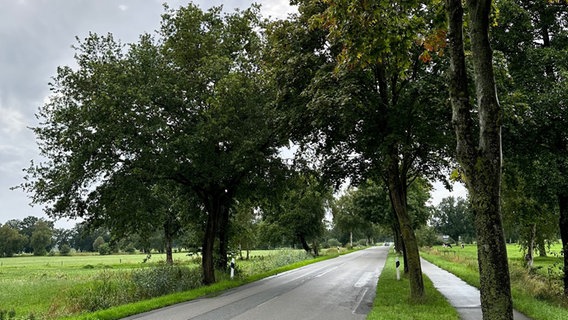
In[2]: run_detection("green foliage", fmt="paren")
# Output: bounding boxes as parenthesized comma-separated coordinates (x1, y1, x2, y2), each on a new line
(69, 270, 133, 312)
(0, 224, 27, 257)
(93, 236, 105, 253)
(236, 250, 312, 276)
(131, 266, 202, 299)
(415, 225, 441, 247)
(98, 243, 112, 256)
(326, 238, 341, 248)
(0, 309, 16, 320)
(30, 220, 52, 256)
(431, 196, 475, 244)
(262, 173, 332, 255)
(59, 244, 72, 256)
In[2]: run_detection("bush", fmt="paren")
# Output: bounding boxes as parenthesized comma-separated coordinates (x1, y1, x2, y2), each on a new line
(124, 243, 136, 254)
(98, 243, 112, 255)
(59, 244, 72, 256)
(327, 238, 341, 248)
(131, 265, 202, 299)
(416, 225, 440, 247)
(357, 239, 368, 246)
(68, 270, 133, 312)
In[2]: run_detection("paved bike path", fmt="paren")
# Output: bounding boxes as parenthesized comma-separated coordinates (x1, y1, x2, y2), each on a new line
(421, 258, 531, 320)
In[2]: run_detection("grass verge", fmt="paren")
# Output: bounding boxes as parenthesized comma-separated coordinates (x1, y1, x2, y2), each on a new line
(367, 252, 459, 320)
(421, 247, 568, 320)
(63, 253, 338, 320)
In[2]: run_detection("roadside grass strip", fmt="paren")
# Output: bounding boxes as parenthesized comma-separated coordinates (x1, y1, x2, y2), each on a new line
(367, 252, 458, 320)
(421, 246, 568, 320)
(63, 253, 339, 320)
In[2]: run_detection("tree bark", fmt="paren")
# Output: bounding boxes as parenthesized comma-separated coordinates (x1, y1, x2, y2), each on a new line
(216, 205, 230, 271)
(446, 0, 513, 318)
(165, 234, 174, 265)
(163, 215, 176, 265)
(202, 203, 218, 285)
(558, 193, 568, 295)
(387, 151, 424, 299)
(298, 234, 311, 254)
(526, 223, 536, 268)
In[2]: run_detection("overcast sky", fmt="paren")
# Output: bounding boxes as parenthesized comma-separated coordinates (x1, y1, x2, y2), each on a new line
(0, 0, 465, 229)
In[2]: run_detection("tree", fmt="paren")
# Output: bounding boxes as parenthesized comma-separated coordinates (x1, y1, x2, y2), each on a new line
(332, 190, 367, 247)
(232, 201, 259, 260)
(92, 236, 105, 252)
(432, 196, 475, 244)
(20, 4, 286, 284)
(501, 164, 558, 264)
(492, 0, 568, 293)
(445, 0, 513, 318)
(30, 220, 53, 256)
(0, 224, 27, 257)
(266, 0, 453, 299)
(264, 173, 332, 256)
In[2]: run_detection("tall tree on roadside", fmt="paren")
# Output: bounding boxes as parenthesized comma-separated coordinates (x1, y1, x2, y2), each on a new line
(266, 0, 453, 299)
(492, 0, 568, 293)
(19, 4, 286, 284)
(445, 0, 513, 318)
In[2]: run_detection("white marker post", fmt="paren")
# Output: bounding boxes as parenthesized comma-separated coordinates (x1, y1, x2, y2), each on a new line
(230, 258, 235, 279)
(395, 256, 400, 280)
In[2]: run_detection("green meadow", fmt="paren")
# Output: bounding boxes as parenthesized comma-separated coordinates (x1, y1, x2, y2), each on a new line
(0, 249, 315, 319)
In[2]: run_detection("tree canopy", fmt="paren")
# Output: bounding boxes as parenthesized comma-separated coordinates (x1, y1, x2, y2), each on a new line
(20, 4, 288, 284)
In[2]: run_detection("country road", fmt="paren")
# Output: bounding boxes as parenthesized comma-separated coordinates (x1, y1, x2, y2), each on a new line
(124, 246, 389, 320)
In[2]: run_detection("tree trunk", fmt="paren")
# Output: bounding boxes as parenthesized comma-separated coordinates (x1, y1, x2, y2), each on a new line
(202, 204, 218, 285)
(298, 234, 311, 254)
(165, 234, 174, 265)
(525, 223, 536, 268)
(163, 216, 175, 265)
(387, 154, 424, 299)
(558, 193, 568, 296)
(537, 237, 547, 257)
(446, 0, 513, 318)
(216, 205, 230, 271)
(392, 219, 403, 254)
(350, 231, 353, 247)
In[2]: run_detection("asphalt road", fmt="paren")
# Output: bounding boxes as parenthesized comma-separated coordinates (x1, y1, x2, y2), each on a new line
(124, 246, 389, 320)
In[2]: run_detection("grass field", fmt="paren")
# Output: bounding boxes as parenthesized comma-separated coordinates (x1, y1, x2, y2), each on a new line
(421, 243, 568, 320)
(0, 249, 317, 319)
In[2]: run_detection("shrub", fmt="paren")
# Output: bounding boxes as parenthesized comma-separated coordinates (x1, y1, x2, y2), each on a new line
(124, 243, 136, 254)
(131, 265, 202, 299)
(327, 238, 341, 248)
(68, 270, 133, 312)
(98, 243, 112, 255)
(416, 225, 440, 247)
(357, 239, 368, 246)
(59, 244, 72, 256)
(93, 236, 105, 252)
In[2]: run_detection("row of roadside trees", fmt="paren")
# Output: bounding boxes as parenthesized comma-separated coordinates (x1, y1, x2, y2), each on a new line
(14, 1, 567, 319)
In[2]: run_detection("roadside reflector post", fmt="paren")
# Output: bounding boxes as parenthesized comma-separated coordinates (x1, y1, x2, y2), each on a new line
(395, 256, 400, 280)
(230, 258, 235, 279)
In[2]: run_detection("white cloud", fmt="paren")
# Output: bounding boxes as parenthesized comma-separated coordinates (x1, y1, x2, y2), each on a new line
(0, 106, 26, 136)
